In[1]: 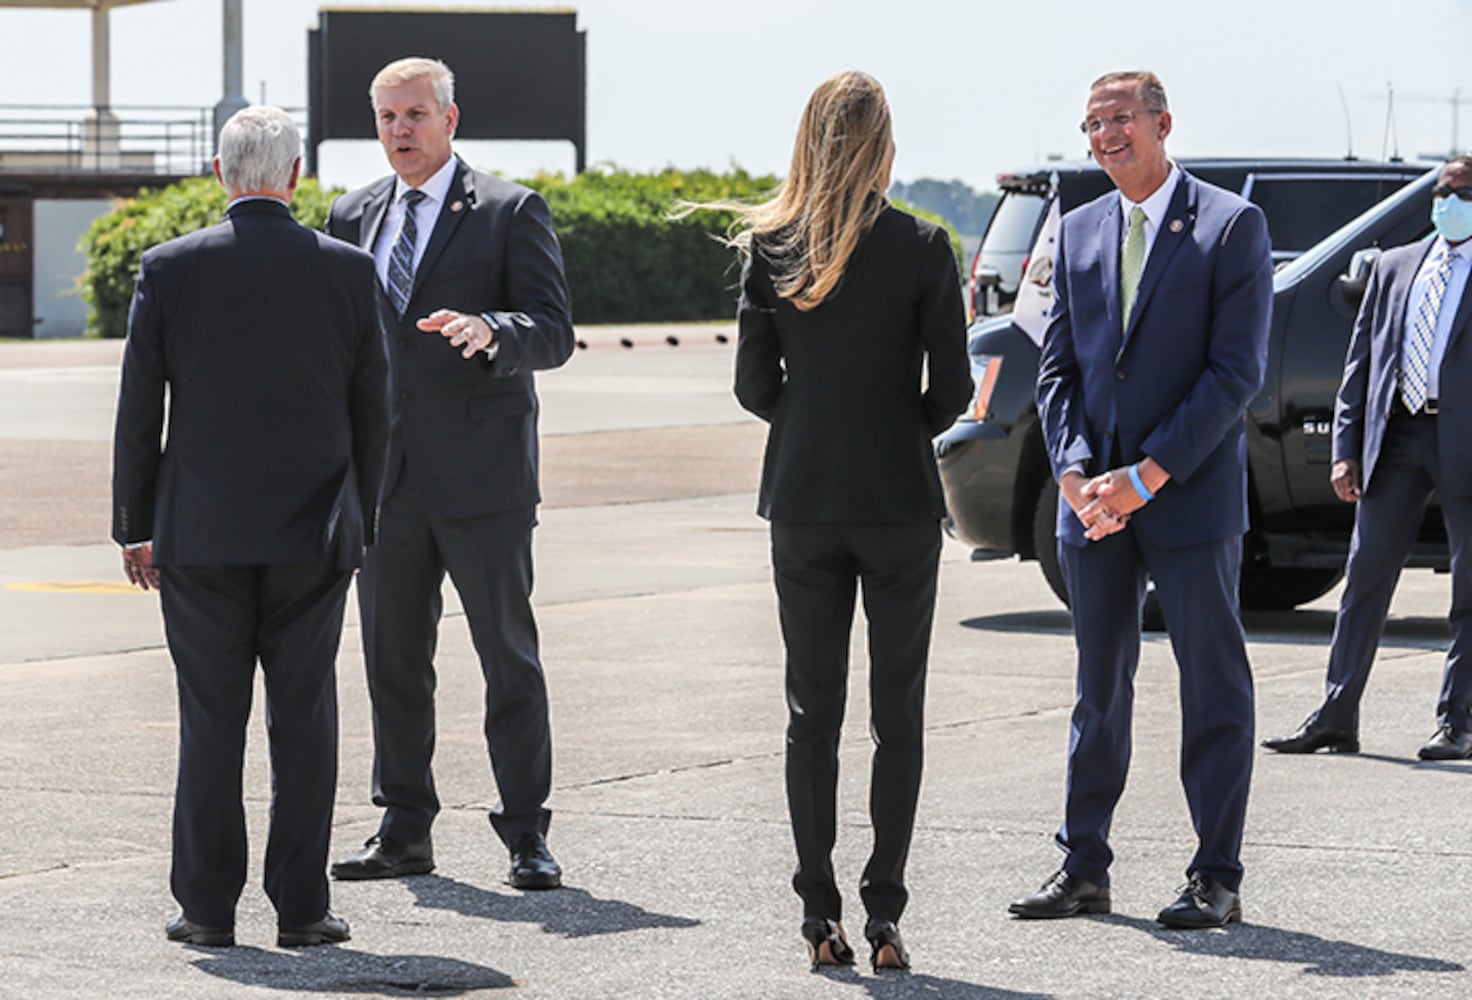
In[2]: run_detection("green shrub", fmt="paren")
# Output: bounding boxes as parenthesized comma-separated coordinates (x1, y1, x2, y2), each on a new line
(520, 165, 780, 323)
(79, 168, 964, 335)
(79, 176, 340, 338)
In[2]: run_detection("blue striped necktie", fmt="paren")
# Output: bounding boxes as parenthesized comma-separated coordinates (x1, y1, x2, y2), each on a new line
(387, 189, 427, 316)
(1401, 249, 1456, 413)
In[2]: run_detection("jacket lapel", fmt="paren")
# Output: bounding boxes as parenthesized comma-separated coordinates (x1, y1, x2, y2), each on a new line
(1098, 199, 1122, 348)
(1119, 173, 1195, 356)
(358, 177, 395, 254)
(1385, 241, 1433, 361)
(412, 158, 474, 299)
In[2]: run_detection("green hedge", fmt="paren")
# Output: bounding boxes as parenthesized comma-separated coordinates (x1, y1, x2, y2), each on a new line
(526, 166, 778, 323)
(79, 168, 962, 336)
(80, 176, 338, 339)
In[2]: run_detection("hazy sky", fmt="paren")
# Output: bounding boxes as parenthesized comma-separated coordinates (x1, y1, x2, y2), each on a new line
(2, 0, 1469, 190)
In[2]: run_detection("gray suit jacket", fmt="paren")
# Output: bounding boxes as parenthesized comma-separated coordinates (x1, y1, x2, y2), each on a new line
(1334, 238, 1472, 496)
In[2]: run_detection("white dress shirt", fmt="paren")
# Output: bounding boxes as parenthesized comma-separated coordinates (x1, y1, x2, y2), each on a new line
(1117, 162, 1182, 272)
(373, 155, 458, 292)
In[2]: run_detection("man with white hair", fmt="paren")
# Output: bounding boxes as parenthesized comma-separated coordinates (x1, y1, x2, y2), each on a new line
(112, 105, 389, 948)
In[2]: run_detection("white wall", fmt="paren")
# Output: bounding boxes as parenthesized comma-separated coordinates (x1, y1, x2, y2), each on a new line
(33, 199, 112, 339)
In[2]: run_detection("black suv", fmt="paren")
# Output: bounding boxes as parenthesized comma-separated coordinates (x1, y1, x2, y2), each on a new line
(937, 166, 1444, 611)
(967, 158, 1430, 320)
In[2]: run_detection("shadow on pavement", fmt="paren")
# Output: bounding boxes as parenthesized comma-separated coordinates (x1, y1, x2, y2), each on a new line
(1104, 913, 1464, 977)
(813, 965, 1054, 999)
(961, 606, 1451, 650)
(190, 946, 514, 994)
(404, 874, 702, 937)
(1337, 751, 1472, 773)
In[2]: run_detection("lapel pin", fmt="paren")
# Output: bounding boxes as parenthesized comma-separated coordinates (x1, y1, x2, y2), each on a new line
(450, 200, 464, 213)
(1169, 219, 1184, 233)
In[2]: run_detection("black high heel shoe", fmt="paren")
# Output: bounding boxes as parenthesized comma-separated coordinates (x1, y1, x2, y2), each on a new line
(864, 919, 910, 971)
(800, 917, 856, 971)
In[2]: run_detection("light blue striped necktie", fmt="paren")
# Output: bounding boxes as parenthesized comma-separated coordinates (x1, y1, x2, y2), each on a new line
(1401, 248, 1456, 413)
(387, 189, 427, 316)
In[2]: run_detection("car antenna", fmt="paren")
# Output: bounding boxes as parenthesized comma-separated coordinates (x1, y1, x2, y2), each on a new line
(1381, 82, 1401, 162)
(1337, 84, 1355, 160)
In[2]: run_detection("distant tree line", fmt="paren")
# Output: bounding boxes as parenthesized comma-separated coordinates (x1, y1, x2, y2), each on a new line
(889, 178, 997, 238)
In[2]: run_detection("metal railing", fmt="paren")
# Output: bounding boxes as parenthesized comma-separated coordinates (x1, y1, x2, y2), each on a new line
(0, 104, 307, 177)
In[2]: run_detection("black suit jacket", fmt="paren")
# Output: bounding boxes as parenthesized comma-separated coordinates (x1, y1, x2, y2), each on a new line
(326, 157, 575, 519)
(111, 198, 390, 568)
(734, 205, 972, 522)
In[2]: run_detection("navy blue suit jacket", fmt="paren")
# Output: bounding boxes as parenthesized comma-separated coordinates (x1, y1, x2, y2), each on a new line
(111, 199, 390, 568)
(1334, 238, 1472, 496)
(1038, 172, 1273, 548)
(326, 157, 574, 520)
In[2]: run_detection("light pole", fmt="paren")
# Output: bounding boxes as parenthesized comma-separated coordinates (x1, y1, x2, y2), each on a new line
(211, 0, 247, 146)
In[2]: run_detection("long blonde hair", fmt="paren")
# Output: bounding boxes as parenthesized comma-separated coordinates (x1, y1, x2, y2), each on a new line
(728, 71, 894, 311)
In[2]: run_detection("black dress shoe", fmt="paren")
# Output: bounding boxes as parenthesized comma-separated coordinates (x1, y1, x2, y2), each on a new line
(278, 912, 351, 947)
(1008, 870, 1110, 919)
(165, 913, 234, 947)
(507, 832, 562, 890)
(330, 835, 435, 880)
(1261, 717, 1359, 754)
(1418, 725, 1472, 760)
(1156, 873, 1241, 929)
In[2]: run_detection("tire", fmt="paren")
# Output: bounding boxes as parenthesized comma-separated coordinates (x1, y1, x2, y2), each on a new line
(1031, 478, 1070, 607)
(1238, 566, 1344, 611)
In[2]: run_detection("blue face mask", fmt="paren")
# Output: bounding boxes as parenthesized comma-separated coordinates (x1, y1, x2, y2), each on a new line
(1431, 194, 1472, 244)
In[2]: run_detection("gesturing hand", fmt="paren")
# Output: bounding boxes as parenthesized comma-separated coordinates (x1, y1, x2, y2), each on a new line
(418, 309, 496, 359)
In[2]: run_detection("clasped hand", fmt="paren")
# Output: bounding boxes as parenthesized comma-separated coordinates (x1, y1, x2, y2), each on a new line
(1062, 467, 1151, 542)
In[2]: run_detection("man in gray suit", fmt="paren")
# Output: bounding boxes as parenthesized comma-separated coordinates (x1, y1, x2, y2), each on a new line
(326, 57, 575, 888)
(1265, 157, 1472, 760)
(112, 105, 388, 947)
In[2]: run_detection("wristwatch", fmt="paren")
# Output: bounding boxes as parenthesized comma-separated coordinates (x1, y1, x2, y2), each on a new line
(479, 312, 502, 360)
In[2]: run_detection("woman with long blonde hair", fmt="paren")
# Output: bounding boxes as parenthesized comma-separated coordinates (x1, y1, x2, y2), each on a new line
(730, 70, 972, 972)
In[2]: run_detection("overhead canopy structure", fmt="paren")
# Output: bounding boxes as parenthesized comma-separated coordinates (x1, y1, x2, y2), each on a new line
(0, 1, 172, 111)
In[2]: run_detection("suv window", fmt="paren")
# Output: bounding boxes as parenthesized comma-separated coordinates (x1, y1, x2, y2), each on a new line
(1245, 175, 1414, 256)
(982, 192, 1047, 255)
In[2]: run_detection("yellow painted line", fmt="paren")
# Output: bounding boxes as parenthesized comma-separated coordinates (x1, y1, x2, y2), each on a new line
(5, 581, 151, 595)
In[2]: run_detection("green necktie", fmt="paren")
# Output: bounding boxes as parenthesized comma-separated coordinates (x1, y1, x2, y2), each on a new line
(1120, 205, 1147, 328)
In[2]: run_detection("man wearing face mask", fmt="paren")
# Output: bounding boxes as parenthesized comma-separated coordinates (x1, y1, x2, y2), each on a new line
(1264, 157, 1472, 760)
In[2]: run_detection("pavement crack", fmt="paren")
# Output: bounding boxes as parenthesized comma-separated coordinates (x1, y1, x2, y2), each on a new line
(0, 862, 69, 879)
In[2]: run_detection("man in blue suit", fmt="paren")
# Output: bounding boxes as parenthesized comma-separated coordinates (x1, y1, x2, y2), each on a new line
(1008, 71, 1273, 929)
(1263, 157, 1472, 761)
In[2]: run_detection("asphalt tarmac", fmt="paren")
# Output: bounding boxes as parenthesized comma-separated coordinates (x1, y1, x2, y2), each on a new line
(0, 328, 1468, 998)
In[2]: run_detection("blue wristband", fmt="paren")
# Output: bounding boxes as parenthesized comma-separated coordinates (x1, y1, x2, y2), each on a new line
(1128, 463, 1155, 502)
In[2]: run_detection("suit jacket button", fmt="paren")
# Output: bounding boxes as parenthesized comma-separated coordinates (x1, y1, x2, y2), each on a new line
(398, 337, 409, 349)
(1116, 370, 1126, 381)
(401, 391, 413, 402)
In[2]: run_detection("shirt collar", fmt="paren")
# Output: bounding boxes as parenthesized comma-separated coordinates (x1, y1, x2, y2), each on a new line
(227, 195, 289, 210)
(1431, 235, 1467, 263)
(393, 155, 458, 208)
(1119, 162, 1181, 228)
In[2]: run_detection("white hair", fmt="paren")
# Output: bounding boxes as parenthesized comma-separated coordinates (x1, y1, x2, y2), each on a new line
(217, 105, 301, 194)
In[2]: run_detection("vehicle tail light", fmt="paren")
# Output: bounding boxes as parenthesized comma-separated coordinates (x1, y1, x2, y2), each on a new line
(969, 355, 1003, 421)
